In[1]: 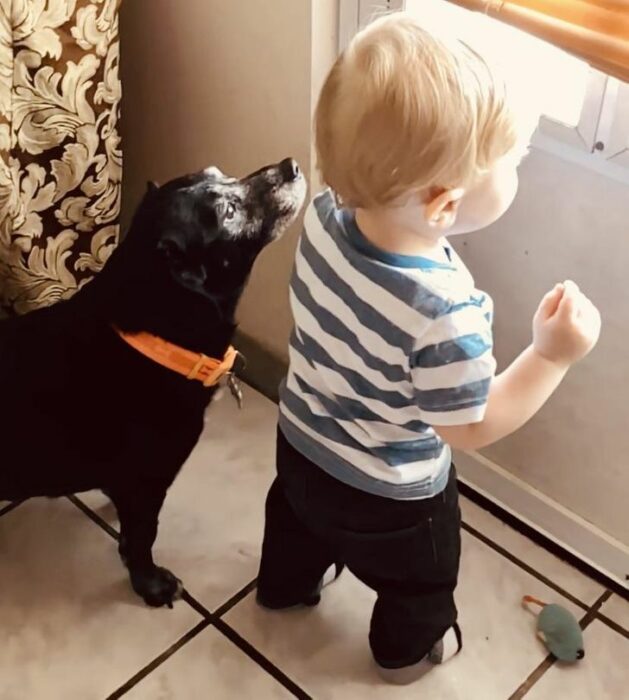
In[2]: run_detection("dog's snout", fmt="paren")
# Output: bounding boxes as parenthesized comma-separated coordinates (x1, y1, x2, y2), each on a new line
(280, 158, 300, 182)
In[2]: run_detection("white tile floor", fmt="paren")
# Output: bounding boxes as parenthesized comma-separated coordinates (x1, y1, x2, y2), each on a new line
(0, 386, 627, 700)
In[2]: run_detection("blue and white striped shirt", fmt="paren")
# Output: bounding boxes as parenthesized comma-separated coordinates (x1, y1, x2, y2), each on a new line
(279, 190, 496, 500)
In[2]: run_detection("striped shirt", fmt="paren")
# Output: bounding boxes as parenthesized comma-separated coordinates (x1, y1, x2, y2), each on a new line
(279, 190, 496, 500)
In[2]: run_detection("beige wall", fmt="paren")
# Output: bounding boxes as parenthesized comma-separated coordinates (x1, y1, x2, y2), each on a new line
(119, 0, 331, 360)
(454, 149, 629, 545)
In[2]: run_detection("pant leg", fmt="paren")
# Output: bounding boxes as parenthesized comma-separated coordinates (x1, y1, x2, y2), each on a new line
(257, 476, 336, 608)
(267, 428, 461, 667)
(340, 473, 462, 668)
(366, 559, 459, 668)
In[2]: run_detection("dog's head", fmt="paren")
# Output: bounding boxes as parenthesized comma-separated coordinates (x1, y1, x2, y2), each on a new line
(138, 158, 307, 299)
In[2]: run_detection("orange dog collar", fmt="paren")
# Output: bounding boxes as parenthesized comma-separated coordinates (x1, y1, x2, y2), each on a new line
(115, 328, 240, 388)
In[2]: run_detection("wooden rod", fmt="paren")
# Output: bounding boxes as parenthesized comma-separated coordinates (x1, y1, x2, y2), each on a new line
(445, 0, 629, 81)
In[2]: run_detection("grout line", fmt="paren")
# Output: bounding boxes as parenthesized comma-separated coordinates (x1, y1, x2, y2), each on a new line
(67, 495, 308, 697)
(67, 494, 260, 621)
(508, 589, 611, 699)
(104, 619, 213, 699)
(68, 495, 223, 621)
(579, 589, 612, 630)
(596, 611, 629, 640)
(177, 576, 259, 621)
(68, 494, 120, 540)
(457, 481, 628, 598)
(180, 589, 213, 619)
(0, 500, 23, 518)
(461, 521, 589, 611)
(214, 578, 258, 618)
(68, 482, 624, 697)
(213, 618, 311, 700)
(68, 495, 210, 618)
(508, 653, 556, 700)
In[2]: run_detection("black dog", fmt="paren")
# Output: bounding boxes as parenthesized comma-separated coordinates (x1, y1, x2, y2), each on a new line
(0, 159, 306, 607)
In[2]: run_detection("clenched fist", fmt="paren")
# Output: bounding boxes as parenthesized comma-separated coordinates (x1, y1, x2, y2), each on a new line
(533, 280, 601, 367)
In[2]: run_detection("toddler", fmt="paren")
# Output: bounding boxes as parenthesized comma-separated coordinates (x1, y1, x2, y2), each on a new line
(256, 12, 601, 684)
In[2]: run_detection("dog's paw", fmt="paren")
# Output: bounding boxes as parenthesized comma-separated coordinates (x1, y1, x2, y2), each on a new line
(131, 566, 183, 608)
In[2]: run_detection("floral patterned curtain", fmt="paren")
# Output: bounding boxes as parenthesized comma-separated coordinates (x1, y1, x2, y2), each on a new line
(0, 0, 121, 315)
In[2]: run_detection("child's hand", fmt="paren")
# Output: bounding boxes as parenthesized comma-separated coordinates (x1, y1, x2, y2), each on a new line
(533, 281, 601, 367)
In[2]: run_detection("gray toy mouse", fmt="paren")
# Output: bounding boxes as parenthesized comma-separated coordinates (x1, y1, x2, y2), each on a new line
(523, 595, 585, 662)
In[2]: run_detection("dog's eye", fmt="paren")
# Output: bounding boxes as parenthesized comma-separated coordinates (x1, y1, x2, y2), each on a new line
(224, 202, 235, 221)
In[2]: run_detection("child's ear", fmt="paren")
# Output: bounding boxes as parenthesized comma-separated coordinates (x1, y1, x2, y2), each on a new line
(425, 188, 465, 230)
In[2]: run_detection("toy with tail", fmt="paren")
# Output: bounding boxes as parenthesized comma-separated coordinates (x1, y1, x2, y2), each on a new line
(522, 595, 584, 663)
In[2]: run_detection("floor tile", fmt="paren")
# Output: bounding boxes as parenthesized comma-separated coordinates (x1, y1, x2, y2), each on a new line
(600, 594, 629, 631)
(81, 386, 279, 611)
(460, 497, 604, 606)
(125, 625, 293, 699)
(526, 621, 629, 700)
(0, 499, 202, 700)
(226, 531, 584, 700)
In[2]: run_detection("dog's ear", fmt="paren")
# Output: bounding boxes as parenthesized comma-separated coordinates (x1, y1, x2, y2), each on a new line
(147, 180, 159, 192)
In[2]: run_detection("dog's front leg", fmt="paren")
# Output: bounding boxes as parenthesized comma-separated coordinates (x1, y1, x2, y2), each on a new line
(107, 481, 182, 607)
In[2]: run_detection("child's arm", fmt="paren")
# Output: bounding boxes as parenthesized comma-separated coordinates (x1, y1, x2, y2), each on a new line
(434, 281, 601, 451)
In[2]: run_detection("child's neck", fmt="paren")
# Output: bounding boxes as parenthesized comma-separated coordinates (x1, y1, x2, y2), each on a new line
(355, 207, 445, 259)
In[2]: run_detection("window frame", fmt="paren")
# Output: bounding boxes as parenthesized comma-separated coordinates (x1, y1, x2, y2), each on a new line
(338, 0, 404, 51)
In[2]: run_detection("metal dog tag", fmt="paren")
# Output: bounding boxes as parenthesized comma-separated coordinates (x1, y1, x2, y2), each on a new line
(227, 373, 244, 409)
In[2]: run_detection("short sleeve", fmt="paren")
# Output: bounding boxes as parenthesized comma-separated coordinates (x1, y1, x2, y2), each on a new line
(409, 302, 497, 426)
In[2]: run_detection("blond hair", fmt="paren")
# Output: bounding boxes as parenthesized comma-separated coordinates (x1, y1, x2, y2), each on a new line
(315, 13, 526, 208)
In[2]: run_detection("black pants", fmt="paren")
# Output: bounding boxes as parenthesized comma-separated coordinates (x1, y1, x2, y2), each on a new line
(257, 429, 462, 669)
